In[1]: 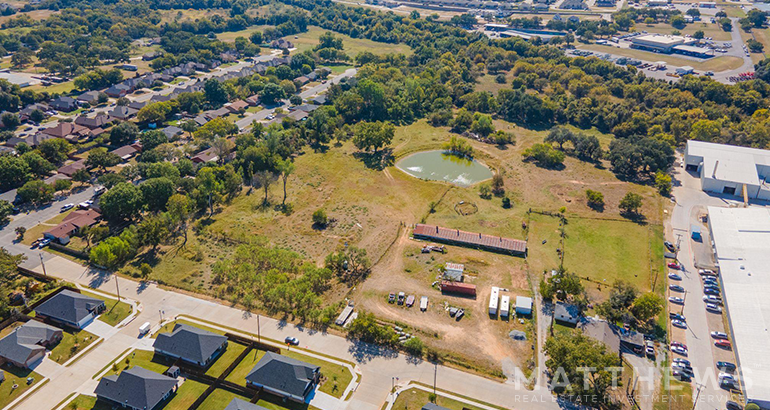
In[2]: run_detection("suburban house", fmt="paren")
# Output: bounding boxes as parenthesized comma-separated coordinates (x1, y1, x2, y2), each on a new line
(57, 159, 87, 177)
(311, 95, 327, 105)
(191, 147, 218, 164)
(75, 113, 112, 130)
(161, 125, 183, 139)
(560, 0, 587, 9)
(142, 51, 161, 61)
(19, 103, 50, 122)
(226, 100, 249, 113)
(41, 122, 91, 142)
(43, 209, 101, 244)
(553, 302, 581, 326)
(245, 352, 320, 403)
(294, 76, 310, 86)
(288, 110, 308, 121)
(6, 133, 57, 148)
(245, 95, 260, 106)
(422, 404, 451, 410)
(77, 90, 102, 105)
(49, 96, 78, 112)
(225, 399, 270, 410)
(110, 144, 140, 161)
(581, 318, 645, 357)
(34, 290, 106, 329)
(109, 105, 138, 120)
(153, 324, 228, 367)
(105, 83, 131, 98)
(95, 366, 178, 410)
(128, 100, 147, 111)
(0, 321, 62, 368)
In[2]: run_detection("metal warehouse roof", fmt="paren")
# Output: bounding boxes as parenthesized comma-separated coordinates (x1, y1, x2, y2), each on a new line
(413, 224, 527, 254)
(708, 206, 770, 407)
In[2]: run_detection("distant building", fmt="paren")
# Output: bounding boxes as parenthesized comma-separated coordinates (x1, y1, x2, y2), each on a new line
(77, 90, 102, 105)
(444, 263, 464, 281)
(684, 140, 770, 200)
(49, 96, 78, 112)
(560, 0, 587, 9)
(270, 39, 294, 50)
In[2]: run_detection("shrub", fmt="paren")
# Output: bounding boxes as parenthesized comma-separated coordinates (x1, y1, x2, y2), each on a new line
(404, 337, 425, 356)
(586, 189, 604, 210)
(522, 143, 565, 168)
(312, 209, 328, 227)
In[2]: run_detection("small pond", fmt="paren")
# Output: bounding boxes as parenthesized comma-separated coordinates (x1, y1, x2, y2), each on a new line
(395, 150, 493, 187)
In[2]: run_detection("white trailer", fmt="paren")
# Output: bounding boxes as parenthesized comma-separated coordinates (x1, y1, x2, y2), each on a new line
(500, 295, 510, 318)
(420, 296, 428, 311)
(489, 287, 500, 316)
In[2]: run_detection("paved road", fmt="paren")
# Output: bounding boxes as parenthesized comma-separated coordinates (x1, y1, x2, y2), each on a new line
(668, 154, 741, 410)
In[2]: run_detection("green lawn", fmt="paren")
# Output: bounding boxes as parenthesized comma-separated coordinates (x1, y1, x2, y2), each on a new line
(205, 342, 248, 378)
(21, 209, 75, 245)
(164, 379, 209, 410)
(49, 329, 98, 365)
(225, 348, 266, 386)
(391, 387, 487, 410)
(197, 389, 251, 409)
(289, 26, 412, 58)
(0, 365, 43, 409)
(284, 350, 352, 398)
(64, 395, 112, 410)
(79, 290, 133, 327)
(103, 350, 175, 378)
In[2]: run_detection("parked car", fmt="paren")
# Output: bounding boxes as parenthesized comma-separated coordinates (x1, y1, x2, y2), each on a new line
(673, 370, 691, 381)
(673, 358, 691, 367)
(715, 340, 732, 349)
(711, 331, 728, 339)
(721, 378, 737, 390)
(670, 313, 686, 321)
(60, 203, 74, 212)
(673, 364, 693, 375)
(704, 288, 721, 296)
(717, 361, 737, 372)
(284, 336, 299, 345)
(706, 303, 722, 313)
(726, 401, 742, 410)
(671, 341, 687, 349)
(38, 238, 51, 248)
(699, 269, 717, 276)
(703, 278, 719, 286)
(388, 292, 395, 303)
(669, 296, 684, 304)
(719, 372, 735, 381)
(78, 200, 93, 209)
(671, 345, 688, 355)
(664, 241, 677, 252)
(668, 272, 682, 280)
(669, 284, 685, 292)
(703, 295, 722, 304)
(405, 295, 415, 307)
(668, 262, 682, 270)
(672, 319, 687, 329)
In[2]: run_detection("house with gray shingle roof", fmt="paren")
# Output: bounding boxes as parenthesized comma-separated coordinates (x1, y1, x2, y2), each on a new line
(95, 366, 178, 410)
(0, 321, 62, 368)
(34, 290, 105, 329)
(153, 324, 228, 367)
(245, 351, 320, 403)
(224, 398, 271, 410)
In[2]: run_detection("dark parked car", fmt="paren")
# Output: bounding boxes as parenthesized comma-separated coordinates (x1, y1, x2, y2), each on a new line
(704, 288, 721, 296)
(718, 361, 737, 372)
(284, 336, 299, 346)
(664, 241, 677, 252)
(670, 313, 686, 321)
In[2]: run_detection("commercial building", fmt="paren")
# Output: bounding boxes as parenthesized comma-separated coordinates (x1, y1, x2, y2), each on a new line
(630, 34, 696, 53)
(684, 140, 770, 200)
(707, 206, 770, 409)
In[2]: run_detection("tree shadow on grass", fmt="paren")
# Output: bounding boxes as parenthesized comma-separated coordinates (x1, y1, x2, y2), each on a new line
(346, 339, 399, 364)
(352, 148, 394, 171)
(620, 211, 647, 225)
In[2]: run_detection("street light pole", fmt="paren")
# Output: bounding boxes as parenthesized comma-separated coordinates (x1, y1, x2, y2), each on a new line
(114, 275, 120, 301)
(257, 314, 261, 343)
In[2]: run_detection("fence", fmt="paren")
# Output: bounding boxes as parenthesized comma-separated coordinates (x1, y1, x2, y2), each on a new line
(49, 242, 89, 260)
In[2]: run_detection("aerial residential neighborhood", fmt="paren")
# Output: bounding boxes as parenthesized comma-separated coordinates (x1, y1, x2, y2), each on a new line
(0, 0, 769, 409)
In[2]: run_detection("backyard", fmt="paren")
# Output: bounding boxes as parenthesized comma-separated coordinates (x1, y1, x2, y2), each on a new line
(0, 364, 43, 409)
(205, 342, 248, 378)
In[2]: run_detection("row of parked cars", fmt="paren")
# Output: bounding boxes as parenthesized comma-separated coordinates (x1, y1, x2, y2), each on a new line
(388, 292, 429, 311)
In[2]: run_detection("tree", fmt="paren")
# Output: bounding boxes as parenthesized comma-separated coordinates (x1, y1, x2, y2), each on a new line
(53, 178, 72, 192)
(353, 121, 395, 153)
(140, 130, 168, 152)
(11, 48, 33, 68)
(29, 109, 45, 123)
(180, 120, 198, 139)
(545, 127, 573, 150)
(195, 118, 238, 142)
(137, 215, 170, 252)
(204, 79, 229, 105)
(249, 31, 263, 45)
(72, 168, 91, 185)
(522, 143, 565, 168)
(693, 30, 705, 40)
(14, 226, 25, 239)
(470, 113, 495, 137)
(0, 200, 13, 224)
(20, 152, 54, 176)
(491, 173, 504, 196)
(747, 9, 767, 28)
(137, 102, 174, 124)
(211, 137, 234, 164)
(85, 148, 121, 171)
(312, 208, 328, 227)
(747, 38, 764, 53)
(110, 122, 140, 146)
(0, 155, 30, 190)
(619, 192, 643, 215)
(260, 82, 286, 105)
(100, 182, 144, 221)
(451, 108, 473, 133)
(197, 167, 221, 217)
(17, 180, 54, 205)
(1, 112, 19, 129)
(325, 245, 371, 283)
(670, 15, 686, 29)
(719, 17, 732, 31)
(631, 292, 664, 322)
(655, 171, 672, 196)
(277, 159, 295, 206)
(585, 189, 604, 211)
(140, 177, 175, 212)
(540, 269, 585, 302)
(167, 193, 194, 246)
(403, 337, 424, 357)
(596, 280, 640, 324)
(544, 332, 621, 402)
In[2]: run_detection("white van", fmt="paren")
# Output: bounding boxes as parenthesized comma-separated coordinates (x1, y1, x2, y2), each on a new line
(139, 322, 151, 336)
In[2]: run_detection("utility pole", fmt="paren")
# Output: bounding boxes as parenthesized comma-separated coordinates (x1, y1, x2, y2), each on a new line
(433, 362, 437, 396)
(691, 383, 705, 410)
(39, 253, 47, 277)
(257, 314, 261, 343)
(114, 275, 120, 301)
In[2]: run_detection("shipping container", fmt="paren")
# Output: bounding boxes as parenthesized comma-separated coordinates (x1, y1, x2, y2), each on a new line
(439, 281, 476, 296)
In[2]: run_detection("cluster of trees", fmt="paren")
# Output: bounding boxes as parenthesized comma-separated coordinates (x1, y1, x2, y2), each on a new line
(443, 135, 473, 158)
(73, 68, 123, 91)
(0, 138, 74, 196)
(595, 280, 664, 328)
(544, 127, 602, 163)
(211, 239, 339, 324)
(540, 269, 588, 312)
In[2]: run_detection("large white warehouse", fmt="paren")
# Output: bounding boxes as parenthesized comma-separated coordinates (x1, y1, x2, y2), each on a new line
(684, 140, 770, 200)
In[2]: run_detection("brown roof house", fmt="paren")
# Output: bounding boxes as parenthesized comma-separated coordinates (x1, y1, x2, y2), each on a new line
(226, 100, 249, 113)
(41, 122, 91, 143)
(57, 159, 87, 177)
(44, 209, 101, 244)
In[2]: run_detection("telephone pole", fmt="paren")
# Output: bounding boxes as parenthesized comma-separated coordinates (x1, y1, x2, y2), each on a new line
(39, 253, 47, 277)
(114, 275, 120, 301)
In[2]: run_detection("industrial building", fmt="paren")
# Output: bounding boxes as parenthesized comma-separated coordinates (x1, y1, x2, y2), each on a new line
(707, 207, 770, 409)
(629, 34, 713, 57)
(413, 224, 527, 255)
(684, 140, 770, 200)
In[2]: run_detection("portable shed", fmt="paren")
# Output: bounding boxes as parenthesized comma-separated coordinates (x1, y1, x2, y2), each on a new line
(500, 295, 510, 318)
(516, 296, 533, 315)
(691, 224, 702, 241)
(489, 287, 500, 316)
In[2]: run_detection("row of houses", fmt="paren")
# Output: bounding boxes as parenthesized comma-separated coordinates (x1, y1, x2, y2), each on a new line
(95, 323, 322, 410)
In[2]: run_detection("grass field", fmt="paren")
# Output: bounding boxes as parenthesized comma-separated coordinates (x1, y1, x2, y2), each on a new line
(578, 44, 744, 71)
(103, 349, 175, 378)
(49, 328, 98, 364)
(79, 290, 133, 326)
(288, 26, 413, 58)
(225, 348, 266, 386)
(197, 389, 251, 409)
(0, 364, 43, 409)
(64, 395, 112, 410)
(205, 342, 248, 378)
(640, 21, 731, 41)
(391, 387, 487, 410)
(164, 379, 209, 410)
(284, 350, 352, 398)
